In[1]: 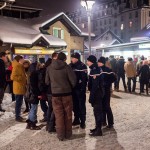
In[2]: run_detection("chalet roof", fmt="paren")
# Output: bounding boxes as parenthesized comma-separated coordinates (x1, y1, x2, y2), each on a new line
(0, 16, 67, 47)
(85, 29, 123, 49)
(31, 12, 83, 36)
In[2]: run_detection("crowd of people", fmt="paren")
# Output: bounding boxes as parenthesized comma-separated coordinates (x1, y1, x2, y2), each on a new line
(0, 51, 150, 141)
(108, 55, 150, 95)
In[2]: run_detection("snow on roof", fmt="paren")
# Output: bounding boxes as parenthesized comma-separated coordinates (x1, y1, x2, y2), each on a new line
(40, 12, 81, 34)
(0, 16, 66, 47)
(43, 34, 67, 47)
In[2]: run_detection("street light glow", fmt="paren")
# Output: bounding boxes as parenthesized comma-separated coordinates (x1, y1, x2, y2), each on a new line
(81, 0, 95, 11)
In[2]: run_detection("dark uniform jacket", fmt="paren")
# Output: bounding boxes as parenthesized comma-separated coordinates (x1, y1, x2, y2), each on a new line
(88, 64, 104, 105)
(101, 66, 117, 88)
(0, 59, 6, 88)
(70, 61, 88, 92)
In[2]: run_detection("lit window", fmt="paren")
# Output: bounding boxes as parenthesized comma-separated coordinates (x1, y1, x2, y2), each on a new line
(129, 21, 133, 28)
(121, 24, 124, 30)
(105, 13, 107, 15)
(53, 28, 64, 39)
(82, 23, 85, 28)
(106, 5, 108, 8)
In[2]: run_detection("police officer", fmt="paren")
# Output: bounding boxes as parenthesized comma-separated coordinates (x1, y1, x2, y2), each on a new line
(87, 55, 104, 136)
(98, 57, 115, 129)
(70, 53, 88, 129)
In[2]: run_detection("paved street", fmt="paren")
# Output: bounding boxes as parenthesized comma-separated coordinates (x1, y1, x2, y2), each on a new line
(0, 85, 150, 150)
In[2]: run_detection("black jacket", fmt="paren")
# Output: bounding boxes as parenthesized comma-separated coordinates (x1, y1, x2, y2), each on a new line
(0, 59, 6, 88)
(70, 61, 88, 92)
(138, 65, 150, 84)
(88, 64, 104, 105)
(116, 59, 125, 75)
(110, 58, 117, 73)
(38, 68, 47, 93)
(101, 66, 117, 88)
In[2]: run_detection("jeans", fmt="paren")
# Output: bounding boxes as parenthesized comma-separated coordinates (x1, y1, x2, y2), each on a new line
(117, 74, 127, 90)
(40, 100, 48, 119)
(24, 96, 31, 111)
(127, 77, 136, 92)
(15, 95, 23, 119)
(28, 104, 38, 122)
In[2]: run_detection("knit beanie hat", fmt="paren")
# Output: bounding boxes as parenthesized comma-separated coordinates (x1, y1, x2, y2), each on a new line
(71, 53, 80, 60)
(57, 52, 67, 61)
(98, 57, 106, 65)
(87, 55, 97, 64)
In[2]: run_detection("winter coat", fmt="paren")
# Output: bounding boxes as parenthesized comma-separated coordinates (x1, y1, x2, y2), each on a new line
(124, 61, 136, 78)
(0, 59, 6, 88)
(70, 61, 88, 92)
(88, 64, 104, 105)
(101, 66, 117, 88)
(116, 59, 125, 76)
(29, 70, 41, 104)
(138, 65, 150, 84)
(110, 58, 117, 73)
(45, 60, 76, 97)
(11, 60, 27, 95)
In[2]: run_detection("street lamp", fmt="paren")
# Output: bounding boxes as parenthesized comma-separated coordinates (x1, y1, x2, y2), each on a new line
(81, 0, 95, 55)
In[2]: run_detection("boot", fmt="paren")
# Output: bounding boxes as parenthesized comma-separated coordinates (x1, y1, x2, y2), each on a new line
(26, 120, 32, 129)
(90, 128, 96, 133)
(80, 121, 86, 129)
(89, 128, 103, 136)
(72, 118, 80, 126)
(30, 121, 41, 130)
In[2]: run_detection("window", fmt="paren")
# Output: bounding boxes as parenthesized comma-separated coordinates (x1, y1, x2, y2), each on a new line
(114, 21, 117, 27)
(121, 24, 124, 30)
(102, 11, 104, 16)
(121, 16, 124, 21)
(53, 28, 64, 39)
(109, 19, 111, 24)
(114, 29, 117, 35)
(135, 11, 138, 18)
(104, 20, 107, 25)
(129, 13, 132, 19)
(129, 21, 133, 28)
(149, 11, 150, 17)
(100, 20, 102, 26)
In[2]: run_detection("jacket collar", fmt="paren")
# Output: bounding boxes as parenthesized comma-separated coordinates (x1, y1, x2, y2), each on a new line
(89, 63, 98, 70)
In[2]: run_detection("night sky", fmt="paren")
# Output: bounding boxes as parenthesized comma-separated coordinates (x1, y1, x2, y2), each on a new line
(16, 0, 81, 15)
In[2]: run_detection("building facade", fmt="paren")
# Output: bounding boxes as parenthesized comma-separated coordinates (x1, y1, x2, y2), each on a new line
(68, 0, 150, 42)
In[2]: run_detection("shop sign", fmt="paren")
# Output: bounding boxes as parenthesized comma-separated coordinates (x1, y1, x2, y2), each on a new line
(15, 49, 54, 55)
(139, 43, 150, 48)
